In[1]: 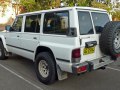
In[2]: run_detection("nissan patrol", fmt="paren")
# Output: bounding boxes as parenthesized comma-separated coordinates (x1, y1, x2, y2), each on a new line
(0, 7, 120, 84)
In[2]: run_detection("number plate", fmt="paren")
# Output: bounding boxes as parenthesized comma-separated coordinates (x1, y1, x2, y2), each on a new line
(83, 47, 95, 55)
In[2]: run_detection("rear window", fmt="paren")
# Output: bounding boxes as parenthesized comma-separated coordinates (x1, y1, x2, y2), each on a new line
(91, 12, 110, 34)
(78, 11, 94, 35)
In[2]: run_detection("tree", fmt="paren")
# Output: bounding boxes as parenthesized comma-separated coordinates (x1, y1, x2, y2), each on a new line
(20, 0, 59, 13)
(86, 0, 94, 6)
(105, 0, 111, 5)
(20, 0, 96, 12)
(20, 0, 41, 13)
(111, 2, 120, 21)
(0, 0, 10, 17)
(91, 0, 112, 13)
(35, 0, 56, 9)
(112, 10, 120, 21)
(115, 3, 120, 8)
(62, 0, 91, 7)
(12, 0, 21, 15)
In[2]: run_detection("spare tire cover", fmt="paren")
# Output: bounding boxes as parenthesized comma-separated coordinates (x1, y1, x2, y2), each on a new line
(100, 21, 120, 57)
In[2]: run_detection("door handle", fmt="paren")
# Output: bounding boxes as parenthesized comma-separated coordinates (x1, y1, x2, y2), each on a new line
(33, 37, 37, 39)
(85, 41, 97, 48)
(17, 35, 19, 37)
(81, 36, 90, 39)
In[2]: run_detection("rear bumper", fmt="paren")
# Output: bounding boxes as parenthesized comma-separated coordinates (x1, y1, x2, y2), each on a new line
(72, 56, 114, 74)
(72, 62, 89, 74)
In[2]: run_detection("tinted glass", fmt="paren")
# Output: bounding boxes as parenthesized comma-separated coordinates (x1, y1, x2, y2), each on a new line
(92, 12, 110, 33)
(24, 14, 41, 33)
(78, 11, 94, 35)
(11, 16, 23, 32)
(43, 11, 69, 35)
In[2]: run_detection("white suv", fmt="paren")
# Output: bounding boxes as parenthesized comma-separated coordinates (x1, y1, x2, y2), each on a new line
(0, 7, 120, 84)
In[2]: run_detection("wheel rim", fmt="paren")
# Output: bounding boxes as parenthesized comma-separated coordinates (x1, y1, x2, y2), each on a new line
(114, 30, 120, 50)
(38, 60, 49, 78)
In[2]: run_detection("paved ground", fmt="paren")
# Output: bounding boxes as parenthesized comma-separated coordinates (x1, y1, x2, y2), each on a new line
(0, 55, 120, 90)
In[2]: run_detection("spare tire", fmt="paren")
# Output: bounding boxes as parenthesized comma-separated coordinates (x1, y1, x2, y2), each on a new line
(100, 21, 120, 57)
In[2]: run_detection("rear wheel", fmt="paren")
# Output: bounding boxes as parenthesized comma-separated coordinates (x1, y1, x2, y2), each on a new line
(0, 41, 7, 60)
(35, 52, 57, 84)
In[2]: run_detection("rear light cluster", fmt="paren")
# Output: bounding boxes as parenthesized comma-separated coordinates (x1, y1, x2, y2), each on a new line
(77, 65, 87, 73)
(72, 48, 81, 63)
(115, 54, 120, 58)
(72, 48, 80, 58)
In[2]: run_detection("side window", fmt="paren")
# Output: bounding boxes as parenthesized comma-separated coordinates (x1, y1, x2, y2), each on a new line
(43, 11, 69, 35)
(11, 16, 23, 32)
(78, 11, 94, 35)
(24, 14, 41, 33)
(92, 12, 110, 34)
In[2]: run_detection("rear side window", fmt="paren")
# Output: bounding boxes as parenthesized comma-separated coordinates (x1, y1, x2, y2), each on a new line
(91, 12, 110, 34)
(78, 11, 94, 35)
(43, 11, 69, 35)
(24, 14, 41, 33)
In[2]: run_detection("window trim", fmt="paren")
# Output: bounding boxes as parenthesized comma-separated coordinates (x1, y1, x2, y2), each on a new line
(42, 10, 70, 36)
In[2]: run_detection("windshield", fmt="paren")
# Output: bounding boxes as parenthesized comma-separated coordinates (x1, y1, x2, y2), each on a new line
(78, 11, 110, 35)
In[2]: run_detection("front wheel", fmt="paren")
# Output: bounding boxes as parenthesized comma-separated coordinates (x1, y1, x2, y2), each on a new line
(0, 41, 7, 60)
(35, 52, 57, 85)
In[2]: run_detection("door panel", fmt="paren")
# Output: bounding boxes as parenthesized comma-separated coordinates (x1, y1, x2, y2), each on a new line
(20, 33, 39, 60)
(21, 33, 40, 52)
(80, 35, 97, 62)
(6, 33, 21, 47)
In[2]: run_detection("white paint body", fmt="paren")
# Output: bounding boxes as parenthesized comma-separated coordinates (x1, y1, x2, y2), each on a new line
(0, 7, 114, 74)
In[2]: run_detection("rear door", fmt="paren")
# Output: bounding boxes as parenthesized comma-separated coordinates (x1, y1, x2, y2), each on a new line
(20, 14, 41, 60)
(91, 12, 110, 59)
(78, 11, 97, 62)
(78, 11, 110, 62)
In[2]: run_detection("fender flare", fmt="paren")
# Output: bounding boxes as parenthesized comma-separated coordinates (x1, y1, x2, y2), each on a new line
(0, 35, 8, 52)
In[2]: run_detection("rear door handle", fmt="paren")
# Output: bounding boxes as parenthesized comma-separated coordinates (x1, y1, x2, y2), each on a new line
(85, 41, 97, 48)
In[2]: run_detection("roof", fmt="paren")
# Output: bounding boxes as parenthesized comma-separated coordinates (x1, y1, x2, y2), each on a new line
(19, 6, 107, 16)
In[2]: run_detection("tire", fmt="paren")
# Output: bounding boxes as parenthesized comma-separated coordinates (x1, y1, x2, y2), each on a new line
(100, 21, 120, 57)
(0, 41, 7, 60)
(35, 52, 57, 85)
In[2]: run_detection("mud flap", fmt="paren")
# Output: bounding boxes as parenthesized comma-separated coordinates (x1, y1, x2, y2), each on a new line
(56, 65, 68, 80)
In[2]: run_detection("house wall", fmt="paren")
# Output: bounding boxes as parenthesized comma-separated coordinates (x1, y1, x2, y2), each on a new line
(0, 1, 20, 30)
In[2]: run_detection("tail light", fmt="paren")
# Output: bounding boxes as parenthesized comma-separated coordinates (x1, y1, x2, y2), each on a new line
(77, 65, 87, 73)
(115, 54, 120, 58)
(72, 48, 81, 63)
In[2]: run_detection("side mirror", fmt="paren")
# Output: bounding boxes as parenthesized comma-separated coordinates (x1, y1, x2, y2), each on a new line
(67, 27, 77, 37)
(5, 25, 11, 31)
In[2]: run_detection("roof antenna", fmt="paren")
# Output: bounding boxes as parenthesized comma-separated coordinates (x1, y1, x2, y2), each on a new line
(75, 3, 78, 7)
(60, 0, 65, 7)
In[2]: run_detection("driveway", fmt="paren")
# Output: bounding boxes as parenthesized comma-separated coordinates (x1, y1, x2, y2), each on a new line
(0, 55, 120, 90)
